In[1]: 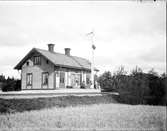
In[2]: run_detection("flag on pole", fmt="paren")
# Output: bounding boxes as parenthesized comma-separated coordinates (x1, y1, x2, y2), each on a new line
(86, 31, 94, 36)
(86, 30, 96, 50)
(92, 44, 96, 50)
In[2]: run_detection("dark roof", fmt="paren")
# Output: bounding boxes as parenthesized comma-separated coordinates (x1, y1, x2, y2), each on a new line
(14, 48, 91, 70)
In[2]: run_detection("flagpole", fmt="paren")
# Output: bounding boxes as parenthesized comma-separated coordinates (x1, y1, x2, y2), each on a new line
(91, 44, 94, 89)
(86, 31, 95, 89)
(91, 32, 95, 89)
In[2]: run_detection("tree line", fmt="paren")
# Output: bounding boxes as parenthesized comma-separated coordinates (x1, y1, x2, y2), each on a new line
(98, 66, 167, 105)
(0, 74, 21, 92)
(0, 67, 166, 105)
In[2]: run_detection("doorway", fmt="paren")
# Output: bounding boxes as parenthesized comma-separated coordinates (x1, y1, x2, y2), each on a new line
(59, 71, 65, 88)
(71, 73, 81, 88)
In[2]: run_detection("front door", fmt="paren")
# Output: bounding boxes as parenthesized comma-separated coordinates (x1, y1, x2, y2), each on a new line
(59, 71, 65, 88)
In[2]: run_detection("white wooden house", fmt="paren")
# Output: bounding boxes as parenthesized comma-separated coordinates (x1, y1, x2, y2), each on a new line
(14, 44, 98, 90)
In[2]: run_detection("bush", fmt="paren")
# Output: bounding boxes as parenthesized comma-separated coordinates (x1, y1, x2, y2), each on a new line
(114, 67, 149, 104)
(66, 86, 73, 89)
(1, 79, 21, 92)
(147, 70, 166, 105)
(161, 77, 167, 104)
(0, 82, 3, 90)
(80, 81, 86, 89)
(98, 67, 166, 105)
(97, 71, 113, 92)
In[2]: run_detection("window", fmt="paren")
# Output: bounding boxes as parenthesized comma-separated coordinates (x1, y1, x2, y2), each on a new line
(26, 61, 29, 66)
(33, 56, 41, 65)
(86, 74, 91, 85)
(46, 60, 49, 64)
(42, 72, 49, 85)
(60, 72, 65, 83)
(27, 73, 32, 86)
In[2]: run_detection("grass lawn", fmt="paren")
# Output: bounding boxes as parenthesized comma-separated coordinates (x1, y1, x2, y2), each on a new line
(0, 95, 166, 131)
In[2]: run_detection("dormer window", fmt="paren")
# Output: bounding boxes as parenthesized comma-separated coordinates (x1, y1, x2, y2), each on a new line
(46, 60, 49, 64)
(33, 56, 41, 65)
(26, 61, 29, 66)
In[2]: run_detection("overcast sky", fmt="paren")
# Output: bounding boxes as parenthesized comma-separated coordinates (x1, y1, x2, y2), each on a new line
(0, 1, 166, 78)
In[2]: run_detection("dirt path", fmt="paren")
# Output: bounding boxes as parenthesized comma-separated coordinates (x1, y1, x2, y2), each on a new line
(0, 90, 118, 99)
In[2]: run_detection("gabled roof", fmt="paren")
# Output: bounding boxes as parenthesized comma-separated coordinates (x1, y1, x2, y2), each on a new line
(14, 48, 91, 71)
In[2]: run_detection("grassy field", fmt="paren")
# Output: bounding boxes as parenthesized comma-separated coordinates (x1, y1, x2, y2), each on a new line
(0, 95, 166, 131)
(0, 95, 118, 113)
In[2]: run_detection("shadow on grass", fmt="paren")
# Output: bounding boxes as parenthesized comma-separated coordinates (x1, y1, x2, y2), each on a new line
(0, 94, 118, 114)
(112, 93, 167, 106)
(1, 93, 166, 114)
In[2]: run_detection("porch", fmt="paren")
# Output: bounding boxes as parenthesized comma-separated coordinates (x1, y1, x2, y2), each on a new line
(54, 69, 91, 89)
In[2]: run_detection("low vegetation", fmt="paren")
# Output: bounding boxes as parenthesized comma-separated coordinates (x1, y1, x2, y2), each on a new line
(0, 93, 166, 130)
(0, 95, 118, 114)
(0, 66, 166, 130)
(0, 75, 21, 92)
(0, 103, 165, 131)
(98, 67, 167, 105)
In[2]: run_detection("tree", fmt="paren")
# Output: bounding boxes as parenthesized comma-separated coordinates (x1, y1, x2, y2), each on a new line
(147, 69, 165, 105)
(98, 71, 113, 92)
(114, 66, 127, 76)
(0, 74, 6, 82)
(1, 76, 21, 92)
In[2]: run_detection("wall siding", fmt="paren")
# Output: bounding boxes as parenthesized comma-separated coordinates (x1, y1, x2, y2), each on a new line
(21, 53, 91, 90)
(21, 53, 54, 89)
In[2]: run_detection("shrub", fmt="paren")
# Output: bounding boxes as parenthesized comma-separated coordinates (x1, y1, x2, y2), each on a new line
(66, 86, 73, 89)
(97, 71, 113, 92)
(1, 79, 21, 92)
(114, 67, 150, 104)
(147, 70, 166, 105)
(98, 67, 166, 105)
(80, 81, 86, 89)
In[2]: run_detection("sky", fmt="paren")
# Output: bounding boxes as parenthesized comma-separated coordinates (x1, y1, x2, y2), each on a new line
(0, 1, 166, 78)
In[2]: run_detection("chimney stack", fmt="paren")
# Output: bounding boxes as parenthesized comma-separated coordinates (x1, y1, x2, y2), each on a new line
(65, 48, 71, 56)
(48, 44, 55, 52)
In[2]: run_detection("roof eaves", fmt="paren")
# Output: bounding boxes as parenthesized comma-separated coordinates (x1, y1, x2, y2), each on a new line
(14, 48, 37, 70)
(14, 48, 92, 71)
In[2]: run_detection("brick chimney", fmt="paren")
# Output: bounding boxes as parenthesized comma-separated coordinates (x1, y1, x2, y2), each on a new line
(65, 48, 71, 56)
(48, 44, 55, 52)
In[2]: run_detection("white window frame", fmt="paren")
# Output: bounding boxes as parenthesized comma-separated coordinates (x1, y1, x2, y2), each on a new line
(42, 72, 49, 86)
(26, 73, 32, 86)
